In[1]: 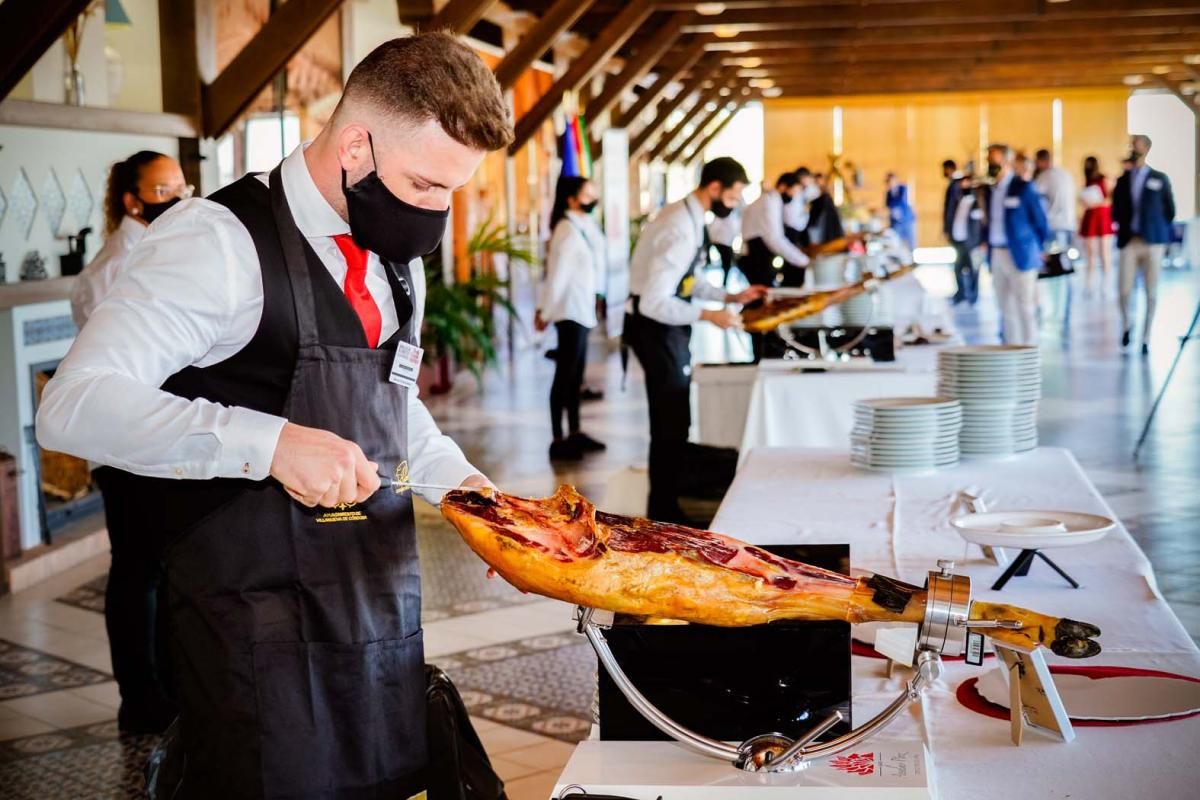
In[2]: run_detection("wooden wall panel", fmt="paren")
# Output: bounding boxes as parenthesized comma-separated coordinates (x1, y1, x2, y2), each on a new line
(762, 104, 833, 188)
(1062, 89, 1133, 188)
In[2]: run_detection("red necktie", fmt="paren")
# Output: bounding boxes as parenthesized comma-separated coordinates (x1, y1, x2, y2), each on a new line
(332, 234, 382, 348)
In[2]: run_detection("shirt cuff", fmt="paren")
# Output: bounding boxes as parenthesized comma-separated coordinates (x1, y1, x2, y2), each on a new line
(218, 406, 287, 480)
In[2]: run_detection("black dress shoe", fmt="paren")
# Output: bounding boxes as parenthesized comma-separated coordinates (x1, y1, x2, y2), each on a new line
(1121, 329, 1131, 347)
(118, 698, 177, 735)
(1141, 343, 1149, 356)
(569, 432, 606, 452)
(549, 438, 583, 461)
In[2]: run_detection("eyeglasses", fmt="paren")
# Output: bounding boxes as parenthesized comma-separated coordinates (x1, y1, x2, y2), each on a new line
(142, 183, 195, 201)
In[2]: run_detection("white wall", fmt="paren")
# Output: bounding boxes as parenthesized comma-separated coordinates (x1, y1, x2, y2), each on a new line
(347, 0, 414, 67)
(0, 126, 178, 284)
(1128, 91, 1197, 220)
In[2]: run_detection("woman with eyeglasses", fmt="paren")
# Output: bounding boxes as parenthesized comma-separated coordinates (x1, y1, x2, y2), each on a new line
(67, 150, 189, 735)
(70, 150, 192, 328)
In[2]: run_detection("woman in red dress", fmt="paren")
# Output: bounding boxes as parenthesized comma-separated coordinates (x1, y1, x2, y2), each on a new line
(1079, 155, 1114, 296)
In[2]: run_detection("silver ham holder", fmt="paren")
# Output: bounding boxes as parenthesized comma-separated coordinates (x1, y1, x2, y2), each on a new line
(576, 561, 1024, 773)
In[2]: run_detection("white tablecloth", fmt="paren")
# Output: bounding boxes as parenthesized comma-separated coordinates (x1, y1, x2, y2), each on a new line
(709, 446, 1199, 800)
(693, 345, 944, 453)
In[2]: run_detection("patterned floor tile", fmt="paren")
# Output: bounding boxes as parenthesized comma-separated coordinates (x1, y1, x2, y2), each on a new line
(0, 640, 110, 700)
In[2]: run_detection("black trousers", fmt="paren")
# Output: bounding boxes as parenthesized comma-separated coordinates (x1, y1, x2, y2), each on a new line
(94, 466, 172, 717)
(952, 242, 979, 303)
(713, 243, 735, 287)
(741, 238, 780, 363)
(550, 320, 589, 440)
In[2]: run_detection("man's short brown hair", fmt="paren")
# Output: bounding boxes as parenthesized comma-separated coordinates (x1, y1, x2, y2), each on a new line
(339, 32, 513, 151)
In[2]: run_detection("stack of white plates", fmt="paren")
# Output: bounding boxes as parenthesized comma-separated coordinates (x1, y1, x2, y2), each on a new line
(936, 345, 1041, 456)
(850, 397, 962, 472)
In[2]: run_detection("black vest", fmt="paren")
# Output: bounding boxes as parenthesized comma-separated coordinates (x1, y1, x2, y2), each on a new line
(140, 174, 414, 534)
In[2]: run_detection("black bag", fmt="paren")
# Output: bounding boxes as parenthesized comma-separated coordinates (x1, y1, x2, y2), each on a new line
(426, 664, 508, 800)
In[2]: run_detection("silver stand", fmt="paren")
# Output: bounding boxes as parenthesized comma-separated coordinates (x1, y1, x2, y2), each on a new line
(576, 564, 1028, 773)
(776, 276, 883, 362)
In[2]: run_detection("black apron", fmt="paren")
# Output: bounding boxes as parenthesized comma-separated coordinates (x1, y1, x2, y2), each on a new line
(623, 205, 709, 519)
(165, 168, 427, 799)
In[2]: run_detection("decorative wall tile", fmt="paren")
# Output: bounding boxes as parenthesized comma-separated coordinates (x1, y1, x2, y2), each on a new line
(10, 168, 38, 240)
(40, 169, 67, 237)
(67, 169, 94, 232)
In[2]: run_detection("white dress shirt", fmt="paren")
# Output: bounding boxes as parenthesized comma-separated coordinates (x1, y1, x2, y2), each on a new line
(70, 215, 147, 328)
(37, 143, 479, 504)
(740, 190, 809, 266)
(706, 204, 740, 247)
(951, 194, 976, 243)
(988, 174, 1013, 247)
(1130, 165, 1150, 233)
(1033, 166, 1077, 232)
(540, 212, 600, 328)
(628, 194, 726, 326)
(782, 190, 809, 232)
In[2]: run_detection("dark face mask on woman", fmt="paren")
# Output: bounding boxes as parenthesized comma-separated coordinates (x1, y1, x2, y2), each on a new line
(579, 199, 598, 214)
(341, 133, 450, 264)
(138, 197, 180, 223)
(780, 190, 794, 205)
(710, 198, 734, 218)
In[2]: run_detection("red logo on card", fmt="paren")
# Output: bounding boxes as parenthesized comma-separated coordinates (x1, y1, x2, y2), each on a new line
(829, 752, 876, 776)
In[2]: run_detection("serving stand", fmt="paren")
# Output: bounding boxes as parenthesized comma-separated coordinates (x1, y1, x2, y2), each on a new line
(571, 561, 1068, 782)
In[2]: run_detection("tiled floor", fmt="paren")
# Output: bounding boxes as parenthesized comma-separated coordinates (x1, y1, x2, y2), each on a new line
(0, 260, 1196, 798)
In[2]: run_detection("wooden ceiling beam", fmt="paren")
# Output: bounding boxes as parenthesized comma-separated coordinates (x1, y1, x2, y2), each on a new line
(676, 17, 1200, 50)
(745, 53, 1200, 80)
(766, 75, 1135, 96)
(627, 60, 722, 158)
(644, 76, 733, 161)
(658, 0, 1192, 7)
(612, 41, 708, 130)
(425, 0, 496, 34)
(594, 44, 709, 158)
(494, 0, 599, 89)
(718, 36, 1200, 67)
(584, 11, 691, 125)
(681, 100, 745, 166)
(663, 95, 741, 164)
(683, 0, 1200, 32)
(508, 0, 653, 154)
(202, 0, 342, 138)
(0, 0, 94, 102)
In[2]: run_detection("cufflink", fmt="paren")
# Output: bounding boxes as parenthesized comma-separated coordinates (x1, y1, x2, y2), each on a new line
(242, 462, 251, 475)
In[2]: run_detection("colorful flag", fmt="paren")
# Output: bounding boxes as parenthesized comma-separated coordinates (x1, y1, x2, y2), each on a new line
(561, 116, 581, 178)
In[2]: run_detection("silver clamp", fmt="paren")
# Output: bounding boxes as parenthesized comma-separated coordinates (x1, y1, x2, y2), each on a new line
(577, 569, 972, 774)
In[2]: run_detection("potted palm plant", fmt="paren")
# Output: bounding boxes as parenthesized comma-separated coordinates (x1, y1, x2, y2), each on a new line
(420, 215, 531, 393)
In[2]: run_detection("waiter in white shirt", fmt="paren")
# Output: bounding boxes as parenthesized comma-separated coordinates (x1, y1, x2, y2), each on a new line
(37, 34, 510, 799)
(68, 149, 191, 735)
(71, 151, 191, 328)
(740, 172, 810, 360)
(783, 166, 811, 242)
(624, 157, 766, 523)
(1033, 148, 1077, 249)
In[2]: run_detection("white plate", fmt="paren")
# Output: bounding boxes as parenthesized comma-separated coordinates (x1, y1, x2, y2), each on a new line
(951, 510, 1114, 548)
(975, 667, 1200, 721)
(940, 344, 1039, 356)
(856, 397, 960, 410)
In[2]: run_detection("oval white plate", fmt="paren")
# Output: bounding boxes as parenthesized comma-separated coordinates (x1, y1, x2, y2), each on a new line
(952, 510, 1115, 548)
(975, 667, 1200, 721)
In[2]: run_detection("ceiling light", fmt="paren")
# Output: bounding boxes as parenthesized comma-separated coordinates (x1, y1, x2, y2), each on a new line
(1182, 84, 1197, 95)
(739, 69, 770, 78)
(1151, 65, 1171, 75)
(729, 42, 752, 53)
(1122, 75, 1144, 86)
(719, 87, 731, 96)
(714, 25, 739, 39)
(1184, 54, 1200, 65)
(741, 87, 752, 96)
(739, 57, 762, 69)
(1046, 0, 1072, 4)
(696, 2, 726, 14)
(749, 78, 775, 89)
(762, 87, 783, 98)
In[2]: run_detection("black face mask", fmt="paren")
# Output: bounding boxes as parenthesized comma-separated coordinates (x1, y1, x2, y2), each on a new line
(342, 133, 449, 264)
(780, 190, 794, 205)
(710, 198, 733, 218)
(579, 200, 598, 214)
(139, 197, 180, 223)
(987, 163, 1002, 178)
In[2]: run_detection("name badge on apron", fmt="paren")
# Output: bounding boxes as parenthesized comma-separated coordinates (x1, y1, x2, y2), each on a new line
(389, 341, 424, 388)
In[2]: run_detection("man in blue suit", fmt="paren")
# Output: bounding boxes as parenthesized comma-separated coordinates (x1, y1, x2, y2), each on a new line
(1112, 134, 1175, 353)
(984, 143, 1050, 345)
